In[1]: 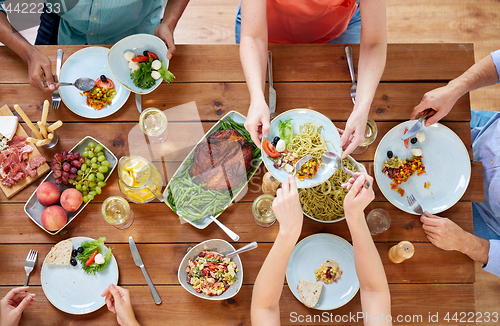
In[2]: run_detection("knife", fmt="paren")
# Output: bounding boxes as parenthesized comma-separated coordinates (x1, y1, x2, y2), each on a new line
(267, 51, 276, 119)
(129, 236, 161, 304)
(135, 93, 142, 113)
(401, 109, 435, 141)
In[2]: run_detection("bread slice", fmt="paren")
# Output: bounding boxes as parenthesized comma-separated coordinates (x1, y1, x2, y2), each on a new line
(297, 280, 323, 308)
(45, 240, 72, 265)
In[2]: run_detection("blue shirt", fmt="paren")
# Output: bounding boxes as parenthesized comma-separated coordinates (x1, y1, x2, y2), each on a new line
(471, 49, 500, 277)
(1, 0, 162, 45)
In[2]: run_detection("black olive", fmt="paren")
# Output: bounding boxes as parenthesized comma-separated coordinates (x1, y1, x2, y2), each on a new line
(143, 50, 149, 56)
(271, 136, 280, 147)
(70, 259, 77, 266)
(77, 246, 84, 253)
(411, 137, 418, 144)
(100, 75, 107, 82)
(72, 249, 78, 257)
(387, 150, 393, 159)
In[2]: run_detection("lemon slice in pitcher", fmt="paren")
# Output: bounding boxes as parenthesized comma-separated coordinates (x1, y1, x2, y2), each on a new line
(121, 170, 135, 187)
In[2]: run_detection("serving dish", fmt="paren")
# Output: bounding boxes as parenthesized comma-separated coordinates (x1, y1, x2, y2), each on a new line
(41, 237, 118, 314)
(374, 121, 471, 215)
(163, 111, 262, 229)
(59, 47, 130, 119)
(178, 239, 243, 301)
(286, 233, 359, 310)
(24, 136, 118, 235)
(262, 108, 341, 188)
(107, 34, 169, 95)
(301, 155, 367, 224)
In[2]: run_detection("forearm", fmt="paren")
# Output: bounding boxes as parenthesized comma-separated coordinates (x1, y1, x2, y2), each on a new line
(0, 11, 34, 62)
(447, 54, 499, 100)
(459, 232, 490, 265)
(162, 0, 190, 30)
(240, 37, 267, 104)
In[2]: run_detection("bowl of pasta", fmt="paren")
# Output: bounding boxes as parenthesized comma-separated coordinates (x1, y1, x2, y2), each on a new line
(261, 108, 342, 188)
(299, 155, 366, 223)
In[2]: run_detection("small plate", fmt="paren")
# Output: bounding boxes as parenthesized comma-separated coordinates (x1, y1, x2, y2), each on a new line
(374, 121, 471, 215)
(178, 239, 243, 301)
(262, 109, 341, 188)
(302, 155, 367, 223)
(41, 237, 119, 315)
(59, 47, 130, 119)
(24, 136, 117, 235)
(286, 233, 359, 310)
(108, 34, 169, 95)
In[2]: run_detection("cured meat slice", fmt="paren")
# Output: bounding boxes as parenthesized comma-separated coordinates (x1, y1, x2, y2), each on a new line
(0, 138, 45, 187)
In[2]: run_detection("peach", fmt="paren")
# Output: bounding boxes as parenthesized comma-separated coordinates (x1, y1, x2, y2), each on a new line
(41, 205, 67, 232)
(60, 188, 83, 212)
(37, 182, 61, 206)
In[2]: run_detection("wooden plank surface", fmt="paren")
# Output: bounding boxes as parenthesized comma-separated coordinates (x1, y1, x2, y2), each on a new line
(0, 105, 50, 198)
(0, 44, 474, 84)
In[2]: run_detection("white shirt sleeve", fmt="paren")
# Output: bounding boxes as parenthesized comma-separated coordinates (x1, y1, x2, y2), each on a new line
(491, 50, 500, 83)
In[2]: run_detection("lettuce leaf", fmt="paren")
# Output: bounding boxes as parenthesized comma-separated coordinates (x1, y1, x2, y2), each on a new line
(278, 119, 294, 146)
(158, 60, 175, 83)
(77, 237, 112, 275)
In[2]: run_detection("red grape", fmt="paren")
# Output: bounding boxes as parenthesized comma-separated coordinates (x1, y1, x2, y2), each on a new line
(66, 153, 74, 161)
(53, 170, 62, 178)
(69, 173, 77, 180)
(79, 157, 85, 163)
(62, 162, 71, 172)
(54, 178, 62, 185)
(54, 153, 63, 162)
(69, 167, 77, 174)
(62, 171, 69, 179)
(54, 165, 62, 171)
(74, 153, 80, 159)
(71, 160, 82, 168)
(61, 150, 68, 158)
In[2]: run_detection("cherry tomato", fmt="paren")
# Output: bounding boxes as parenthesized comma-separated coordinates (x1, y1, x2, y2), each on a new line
(147, 52, 159, 60)
(262, 139, 280, 158)
(96, 78, 114, 90)
(403, 128, 409, 148)
(131, 55, 150, 62)
(85, 249, 99, 266)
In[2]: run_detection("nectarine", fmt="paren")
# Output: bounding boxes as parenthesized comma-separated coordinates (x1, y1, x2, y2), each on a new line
(61, 188, 83, 212)
(41, 205, 67, 232)
(37, 182, 61, 206)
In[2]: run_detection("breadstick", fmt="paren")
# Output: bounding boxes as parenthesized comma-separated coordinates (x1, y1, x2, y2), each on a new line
(37, 121, 48, 138)
(36, 138, 51, 146)
(47, 120, 63, 132)
(13, 104, 43, 140)
(41, 100, 49, 129)
(26, 137, 39, 143)
(48, 132, 54, 140)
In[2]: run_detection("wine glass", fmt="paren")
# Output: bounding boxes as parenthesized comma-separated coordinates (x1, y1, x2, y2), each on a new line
(351, 117, 378, 155)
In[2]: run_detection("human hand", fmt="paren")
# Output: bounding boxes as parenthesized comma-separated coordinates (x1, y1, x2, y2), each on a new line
(26, 48, 59, 92)
(155, 22, 176, 60)
(0, 286, 36, 326)
(342, 173, 375, 217)
(411, 85, 460, 126)
(272, 176, 303, 239)
(339, 110, 367, 158)
(244, 99, 270, 148)
(101, 284, 139, 326)
(420, 211, 468, 251)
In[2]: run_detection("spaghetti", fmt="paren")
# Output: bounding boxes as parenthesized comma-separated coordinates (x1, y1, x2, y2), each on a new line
(288, 122, 330, 160)
(299, 158, 357, 221)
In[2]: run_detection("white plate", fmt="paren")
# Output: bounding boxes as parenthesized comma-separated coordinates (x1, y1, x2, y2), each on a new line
(59, 47, 130, 119)
(286, 233, 359, 310)
(374, 121, 471, 214)
(262, 109, 341, 188)
(41, 237, 119, 314)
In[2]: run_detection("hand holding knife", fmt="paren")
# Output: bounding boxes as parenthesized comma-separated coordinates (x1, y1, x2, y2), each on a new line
(129, 236, 161, 304)
(402, 109, 436, 141)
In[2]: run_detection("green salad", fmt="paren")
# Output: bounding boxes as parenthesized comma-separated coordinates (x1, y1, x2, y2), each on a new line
(76, 237, 113, 274)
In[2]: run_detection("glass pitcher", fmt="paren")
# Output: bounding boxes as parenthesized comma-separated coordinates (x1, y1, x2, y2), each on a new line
(118, 156, 163, 203)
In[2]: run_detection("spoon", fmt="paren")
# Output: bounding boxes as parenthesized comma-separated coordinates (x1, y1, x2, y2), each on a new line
(322, 151, 370, 188)
(223, 241, 258, 258)
(58, 77, 96, 91)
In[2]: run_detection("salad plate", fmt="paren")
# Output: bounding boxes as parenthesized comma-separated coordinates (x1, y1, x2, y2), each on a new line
(262, 109, 341, 188)
(374, 121, 471, 215)
(286, 233, 359, 310)
(108, 34, 169, 95)
(41, 237, 119, 315)
(59, 47, 130, 119)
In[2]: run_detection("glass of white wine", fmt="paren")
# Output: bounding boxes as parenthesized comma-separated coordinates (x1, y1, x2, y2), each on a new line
(102, 196, 134, 229)
(139, 107, 169, 143)
(252, 194, 276, 227)
(351, 117, 378, 155)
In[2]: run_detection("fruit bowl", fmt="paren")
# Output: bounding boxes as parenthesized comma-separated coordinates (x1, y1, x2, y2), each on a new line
(24, 136, 117, 235)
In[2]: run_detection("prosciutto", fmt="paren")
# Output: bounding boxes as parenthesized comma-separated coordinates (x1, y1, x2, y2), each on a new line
(0, 137, 46, 187)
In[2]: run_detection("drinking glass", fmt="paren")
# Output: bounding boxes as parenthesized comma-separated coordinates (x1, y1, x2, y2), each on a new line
(366, 208, 391, 235)
(139, 107, 169, 143)
(252, 194, 276, 227)
(351, 117, 378, 155)
(30, 130, 59, 148)
(118, 156, 163, 204)
(102, 196, 134, 229)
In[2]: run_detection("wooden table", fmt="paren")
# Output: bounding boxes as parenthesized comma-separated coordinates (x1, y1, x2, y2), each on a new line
(0, 43, 482, 325)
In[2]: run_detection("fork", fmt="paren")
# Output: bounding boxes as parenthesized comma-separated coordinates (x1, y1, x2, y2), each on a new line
(407, 194, 425, 215)
(345, 46, 357, 104)
(51, 49, 63, 109)
(23, 249, 38, 286)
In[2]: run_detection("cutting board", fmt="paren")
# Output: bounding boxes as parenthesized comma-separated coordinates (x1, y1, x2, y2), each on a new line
(0, 105, 50, 198)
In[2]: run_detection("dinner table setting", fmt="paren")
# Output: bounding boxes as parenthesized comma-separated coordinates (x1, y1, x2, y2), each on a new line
(0, 39, 483, 325)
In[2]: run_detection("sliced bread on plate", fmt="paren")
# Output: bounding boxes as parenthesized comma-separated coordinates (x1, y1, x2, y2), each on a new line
(45, 240, 72, 265)
(297, 279, 323, 308)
